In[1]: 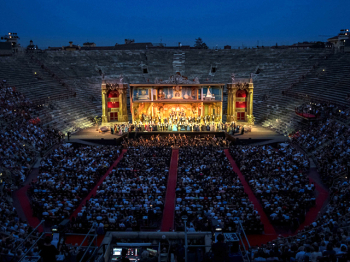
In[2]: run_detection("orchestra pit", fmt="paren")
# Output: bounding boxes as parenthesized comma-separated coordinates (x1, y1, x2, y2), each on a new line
(1, 40, 350, 262)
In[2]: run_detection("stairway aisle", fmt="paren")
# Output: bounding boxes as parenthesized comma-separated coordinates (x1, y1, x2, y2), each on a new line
(296, 168, 329, 232)
(15, 182, 43, 232)
(161, 149, 179, 231)
(224, 149, 276, 236)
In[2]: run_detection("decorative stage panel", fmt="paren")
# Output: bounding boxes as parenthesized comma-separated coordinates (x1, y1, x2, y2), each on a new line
(101, 73, 254, 125)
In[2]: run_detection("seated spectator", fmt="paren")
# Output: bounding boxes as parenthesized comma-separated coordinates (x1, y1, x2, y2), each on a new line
(230, 143, 314, 228)
(29, 144, 121, 224)
(174, 140, 263, 234)
(71, 139, 171, 232)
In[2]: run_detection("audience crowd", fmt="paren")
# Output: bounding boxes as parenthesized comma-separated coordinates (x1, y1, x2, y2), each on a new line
(251, 177, 350, 262)
(175, 144, 264, 234)
(29, 144, 121, 225)
(2, 78, 350, 262)
(0, 82, 61, 261)
(0, 183, 42, 261)
(292, 119, 344, 152)
(71, 139, 171, 233)
(230, 144, 313, 229)
(0, 82, 61, 186)
(123, 134, 230, 148)
(292, 103, 350, 185)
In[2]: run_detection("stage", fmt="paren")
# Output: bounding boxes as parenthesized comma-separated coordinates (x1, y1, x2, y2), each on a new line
(65, 125, 287, 146)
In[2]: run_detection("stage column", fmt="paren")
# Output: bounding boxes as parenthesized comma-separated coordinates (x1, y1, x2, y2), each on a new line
(247, 83, 254, 118)
(226, 84, 237, 122)
(101, 80, 108, 123)
(118, 86, 129, 122)
(227, 87, 232, 119)
(232, 89, 237, 121)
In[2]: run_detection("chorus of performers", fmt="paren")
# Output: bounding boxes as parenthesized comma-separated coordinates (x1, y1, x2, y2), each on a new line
(133, 119, 246, 134)
(106, 112, 248, 134)
(110, 123, 129, 135)
(138, 112, 219, 125)
(135, 111, 221, 129)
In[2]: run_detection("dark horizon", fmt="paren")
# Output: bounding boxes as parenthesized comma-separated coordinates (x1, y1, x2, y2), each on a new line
(1, 0, 349, 49)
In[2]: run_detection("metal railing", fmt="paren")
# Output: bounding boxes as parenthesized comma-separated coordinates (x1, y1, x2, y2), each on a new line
(14, 220, 45, 252)
(17, 233, 45, 262)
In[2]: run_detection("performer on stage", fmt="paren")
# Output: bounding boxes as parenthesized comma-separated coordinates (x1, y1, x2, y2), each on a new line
(172, 123, 177, 131)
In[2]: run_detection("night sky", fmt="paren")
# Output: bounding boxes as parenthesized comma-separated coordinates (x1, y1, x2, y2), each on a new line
(1, 0, 349, 49)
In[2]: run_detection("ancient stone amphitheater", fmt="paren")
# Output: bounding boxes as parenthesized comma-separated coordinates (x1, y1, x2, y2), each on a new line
(1, 49, 349, 134)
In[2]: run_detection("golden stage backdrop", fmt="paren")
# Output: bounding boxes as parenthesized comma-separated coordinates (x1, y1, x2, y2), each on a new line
(101, 73, 254, 124)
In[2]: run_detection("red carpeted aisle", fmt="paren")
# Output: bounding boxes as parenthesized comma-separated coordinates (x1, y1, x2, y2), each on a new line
(224, 149, 276, 236)
(65, 235, 105, 246)
(161, 149, 179, 231)
(296, 176, 329, 232)
(70, 149, 127, 219)
(16, 184, 43, 232)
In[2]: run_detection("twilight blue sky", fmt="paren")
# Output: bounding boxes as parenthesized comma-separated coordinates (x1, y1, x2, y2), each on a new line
(1, 0, 349, 49)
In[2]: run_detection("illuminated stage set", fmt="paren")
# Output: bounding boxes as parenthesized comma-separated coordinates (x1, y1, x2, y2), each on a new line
(101, 74, 254, 131)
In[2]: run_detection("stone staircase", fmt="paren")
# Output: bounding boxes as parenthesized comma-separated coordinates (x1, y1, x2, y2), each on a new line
(173, 52, 185, 74)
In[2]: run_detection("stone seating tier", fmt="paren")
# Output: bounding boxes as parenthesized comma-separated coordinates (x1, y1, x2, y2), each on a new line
(2, 49, 344, 134)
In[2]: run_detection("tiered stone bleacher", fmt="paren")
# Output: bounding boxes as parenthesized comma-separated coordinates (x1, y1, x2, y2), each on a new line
(0, 56, 69, 102)
(255, 51, 332, 135)
(291, 53, 350, 105)
(0, 81, 60, 185)
(1, 49, 339, 134)
(0, 82, 60, 261)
